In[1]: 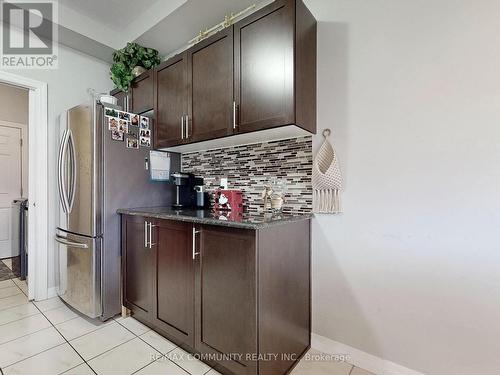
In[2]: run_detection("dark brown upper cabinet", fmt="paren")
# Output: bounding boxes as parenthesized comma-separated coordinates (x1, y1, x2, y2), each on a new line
(234, 0, 316, 134)
(187, 27, 234, 143)
(111, 88, 128, 111)
(152, 0, 316, 149)
(154, 53, 188, 148)
(121, 215, 154, 323)
(130, 70, 154, 114)
(153, 220, 195, 347)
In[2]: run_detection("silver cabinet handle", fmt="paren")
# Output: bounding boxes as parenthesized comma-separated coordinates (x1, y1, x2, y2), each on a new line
(149, 222, 157, 248)
(181, 116, 184, 139)
(144, 221, 148, 248)
(192, 227, 200, 260)
(185, 115, 190, 138)
(55, 235, 88, 249)
(233, 101, 237, 130)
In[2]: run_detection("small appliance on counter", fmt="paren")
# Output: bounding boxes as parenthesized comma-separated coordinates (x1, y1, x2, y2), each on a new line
(171, 172, 204, 209)
(194, 185, 210, 209)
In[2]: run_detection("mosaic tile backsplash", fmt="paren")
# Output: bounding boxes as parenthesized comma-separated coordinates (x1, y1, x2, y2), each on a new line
(181, 136, 313, 214)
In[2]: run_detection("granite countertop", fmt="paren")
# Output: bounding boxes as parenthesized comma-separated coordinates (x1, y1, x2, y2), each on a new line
(117, 207, 313, 230)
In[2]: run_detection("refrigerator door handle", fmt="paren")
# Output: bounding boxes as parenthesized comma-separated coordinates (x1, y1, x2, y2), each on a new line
(55, 234, 89, 249)
(58, 129, 68, 213)
(60, 129, 71, 214)
(67, 130, 77, 213)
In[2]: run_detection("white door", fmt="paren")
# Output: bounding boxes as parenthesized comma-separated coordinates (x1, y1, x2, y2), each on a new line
(0, 125, 22, 259)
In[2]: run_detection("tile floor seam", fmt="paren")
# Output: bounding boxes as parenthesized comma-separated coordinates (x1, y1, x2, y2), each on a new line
(15, 282, 28, 298)
(114, 318, 175, 354)
(0, 322, 52, 346)
(1, 342, 69, 370)
(117, 318, 222, 375)
(0, 310, 47, 326)
(55, 317, 113, 342)
(0, 282, 16, 290)
(129, 355, 190, 375)
(0, 292, 22, 301)
(32, 299, 98, 375)
(114, 317, 180, 355)
(0, 309, 39, 327)
(83, 335, 138, 362)
(0, 301, 27, 312)
(114, 319, 195, 375)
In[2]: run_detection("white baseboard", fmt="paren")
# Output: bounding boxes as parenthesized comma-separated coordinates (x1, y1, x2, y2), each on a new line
(312, 333, 426, 375)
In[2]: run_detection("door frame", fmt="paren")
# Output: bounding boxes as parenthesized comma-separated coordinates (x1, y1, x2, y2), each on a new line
(0, 71, 48, 301)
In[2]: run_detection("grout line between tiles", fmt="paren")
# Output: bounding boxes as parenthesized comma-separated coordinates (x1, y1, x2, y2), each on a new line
(0, 292, 23, 301)
(0, 323, 52, 346)
(0, 300, 28, 313)
(2, 342, 68, 370)
(83, 336, 137, 363)
(31, 297, 98, 375)
(114, 318, 193, 375)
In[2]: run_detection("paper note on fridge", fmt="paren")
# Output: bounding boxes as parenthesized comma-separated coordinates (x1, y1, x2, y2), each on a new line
(150, 151, 171, 181)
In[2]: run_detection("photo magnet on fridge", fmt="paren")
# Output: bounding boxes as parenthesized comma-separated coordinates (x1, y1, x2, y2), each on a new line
(105, 107, 119, 117)
(130, 114, 139, 126)
(126, 138, 139, 149)
(118, 119, 128, 133)
(140, 116, 149, 129)
(111, 129, 124, 141)
(108, 117, 119, 130)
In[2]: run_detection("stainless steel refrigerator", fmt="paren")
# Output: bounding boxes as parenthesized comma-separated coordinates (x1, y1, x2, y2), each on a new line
(55, 99, 179, 320)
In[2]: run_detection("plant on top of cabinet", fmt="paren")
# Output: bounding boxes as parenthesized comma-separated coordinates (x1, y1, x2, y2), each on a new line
(110, 42, 161, 92)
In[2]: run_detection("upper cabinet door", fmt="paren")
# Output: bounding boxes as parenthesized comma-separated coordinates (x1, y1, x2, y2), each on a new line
(130, 71, 154, 114)
(186, 28, 234, 143)
(154, 53, 188, 148)
(234, 0, 295, 133)
(111, 89, 128, 111)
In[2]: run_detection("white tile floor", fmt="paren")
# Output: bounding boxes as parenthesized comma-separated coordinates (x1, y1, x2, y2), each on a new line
(0, 279, 375, 375)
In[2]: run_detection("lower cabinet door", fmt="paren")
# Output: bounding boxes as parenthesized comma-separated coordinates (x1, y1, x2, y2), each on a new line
(153, 220, 195, 347)
(195, 226, 258, 375)
(122, 215, 154, 322)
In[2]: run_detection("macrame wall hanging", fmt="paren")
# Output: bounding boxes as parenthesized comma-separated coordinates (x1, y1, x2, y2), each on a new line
(313, 129, 343, 214)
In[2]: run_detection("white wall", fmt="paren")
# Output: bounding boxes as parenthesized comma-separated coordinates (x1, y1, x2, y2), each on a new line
(305, 1, 500, 374)
(1, 44, 112, 289)
(0, 83, 28, 124)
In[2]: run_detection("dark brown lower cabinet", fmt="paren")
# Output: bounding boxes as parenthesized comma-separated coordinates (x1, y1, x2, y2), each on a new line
(153, 220, 194, 347)
(121, 215, 311, 375)
(195, 226, 257, 375)
(121, 215, 154, 322)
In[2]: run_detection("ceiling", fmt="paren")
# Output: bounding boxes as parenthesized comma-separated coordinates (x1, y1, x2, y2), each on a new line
(59, 0, 161, 31)
(56, 0, 271, 62)
(135, 0, 269, 57)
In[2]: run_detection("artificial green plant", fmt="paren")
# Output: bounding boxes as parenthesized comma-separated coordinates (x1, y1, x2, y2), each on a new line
(110, 42, 161, 92)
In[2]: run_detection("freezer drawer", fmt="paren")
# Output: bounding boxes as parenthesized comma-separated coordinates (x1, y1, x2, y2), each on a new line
(55, 229, 101, 318)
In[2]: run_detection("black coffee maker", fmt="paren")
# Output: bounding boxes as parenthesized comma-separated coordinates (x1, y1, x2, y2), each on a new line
(171, 172, 204, 209)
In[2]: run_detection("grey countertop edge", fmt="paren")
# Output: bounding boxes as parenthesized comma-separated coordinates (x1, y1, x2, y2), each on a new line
(117, 208, 314, 230)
